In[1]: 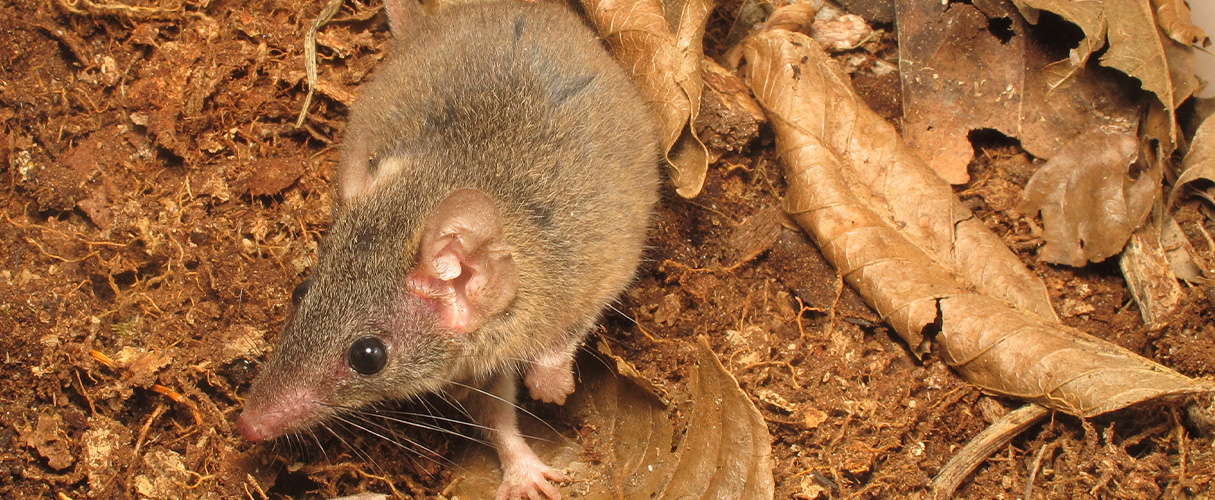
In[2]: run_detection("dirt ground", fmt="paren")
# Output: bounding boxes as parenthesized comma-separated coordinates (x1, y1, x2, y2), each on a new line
(3, 0, 1214, 499)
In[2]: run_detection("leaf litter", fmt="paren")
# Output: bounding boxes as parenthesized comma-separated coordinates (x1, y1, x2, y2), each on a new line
(1014, 0, 1208, 148)
(738, 19, 1210, 418)
(4, 0, 1215, 499)
(897, 0, 1144, 184)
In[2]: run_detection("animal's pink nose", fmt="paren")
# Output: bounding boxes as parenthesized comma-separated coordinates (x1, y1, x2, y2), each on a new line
(235, 413, 269, 442)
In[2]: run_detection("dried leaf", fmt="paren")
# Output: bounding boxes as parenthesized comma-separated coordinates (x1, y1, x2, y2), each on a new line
(22, 414, 75, 471)
(1021, 130, 1160, 267)
(739, 28, 1212, 417)
(446, 412, 581, 498)
(580, 0, 712, 198)
(761, 3, 814, 35)
(111, 346, 172, 388)
(80, 415, 133, 497)
(134, 449, 189, 500)
(663, 337, 773, 499)
(1105, 0, 1194, 137)
(1019, 45, 1142, 161)
(449, 341, 774, 499)
(810, 14, 872, 52)
(1172, 114, 1215, 206)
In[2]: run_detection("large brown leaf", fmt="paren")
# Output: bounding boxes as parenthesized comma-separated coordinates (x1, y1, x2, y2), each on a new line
(747, 21, 1059, 334)
(896, 0, 1024, 184)
(1103, 0, 1197, 145)
(580, 0, 712, 198)
(738, 27, 1212, 416)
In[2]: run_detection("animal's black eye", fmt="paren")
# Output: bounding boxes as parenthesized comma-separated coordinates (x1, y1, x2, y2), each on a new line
(223, 358, 258, 387)
(291, 280, 311, 306)
(348, 337, 387, 375)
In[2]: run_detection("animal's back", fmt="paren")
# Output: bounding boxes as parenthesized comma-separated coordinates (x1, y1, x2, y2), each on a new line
(339, 0, 660, 369)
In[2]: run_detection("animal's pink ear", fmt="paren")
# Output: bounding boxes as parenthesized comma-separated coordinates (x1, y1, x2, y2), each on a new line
(407, 189, 518, 334)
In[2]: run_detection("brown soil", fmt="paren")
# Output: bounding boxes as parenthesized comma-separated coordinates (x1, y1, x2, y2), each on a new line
(2, 1, 1213, 499)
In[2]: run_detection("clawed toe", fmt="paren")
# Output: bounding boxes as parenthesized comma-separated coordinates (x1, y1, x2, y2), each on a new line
(494, 460, 568, 500)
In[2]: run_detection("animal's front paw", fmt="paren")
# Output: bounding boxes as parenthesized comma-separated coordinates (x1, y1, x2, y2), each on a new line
(495, 454, 569, 500)
(525, 354, 575, 405)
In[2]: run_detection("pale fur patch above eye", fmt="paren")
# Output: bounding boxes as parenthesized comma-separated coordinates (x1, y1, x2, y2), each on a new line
(372, 156, 412, 186)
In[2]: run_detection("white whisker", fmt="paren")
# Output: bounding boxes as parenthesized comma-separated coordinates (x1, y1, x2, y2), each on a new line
(331, 412, 453, 469)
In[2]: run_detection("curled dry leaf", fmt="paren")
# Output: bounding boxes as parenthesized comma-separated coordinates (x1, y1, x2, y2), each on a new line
(739, 28, 1212, 416)
(670, 337, 774, 499)
(1104, 0, 1199, 144)
(1021, 129, 1160, 267)
(747, 31, 1059, 333)
(579, 0, 711, 198)
(809, 13, 872, 52)
(761, 3, 815, 35)
(450, 341, 774, 499)
(1171, 114, 1215, 206)
(1152, 0, 1211, 47)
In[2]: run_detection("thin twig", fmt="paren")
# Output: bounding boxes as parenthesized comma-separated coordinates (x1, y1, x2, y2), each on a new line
(296, 0, 347, 128)
(929, 404, 1050, 499)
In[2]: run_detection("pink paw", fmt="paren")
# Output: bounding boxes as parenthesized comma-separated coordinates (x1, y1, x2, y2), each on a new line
(494, 457, 569, 500)
(525, 361, 575, 405)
